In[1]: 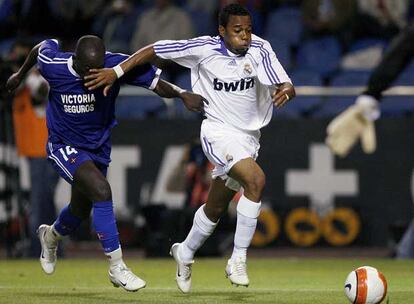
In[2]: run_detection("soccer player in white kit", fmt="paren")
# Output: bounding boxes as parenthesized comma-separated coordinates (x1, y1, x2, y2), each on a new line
(85, 3, 295, 293)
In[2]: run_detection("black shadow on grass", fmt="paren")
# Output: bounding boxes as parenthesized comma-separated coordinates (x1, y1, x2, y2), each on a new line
(26, 291, 139, 303)
(172, 291, 275, 302)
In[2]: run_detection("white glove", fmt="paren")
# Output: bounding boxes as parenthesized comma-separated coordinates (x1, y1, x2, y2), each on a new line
(326, 95, 380, 157)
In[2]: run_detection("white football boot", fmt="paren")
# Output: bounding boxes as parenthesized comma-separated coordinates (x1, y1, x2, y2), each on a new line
(109, 262, 146, 292)
(225, 257, 249, 287)
(37, 224, 58, 275)
(170, 243, 194, 293)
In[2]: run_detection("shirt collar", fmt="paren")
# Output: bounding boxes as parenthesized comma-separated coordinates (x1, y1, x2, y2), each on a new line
(214, 37, 247, 57)
(67, 56, 80, 78)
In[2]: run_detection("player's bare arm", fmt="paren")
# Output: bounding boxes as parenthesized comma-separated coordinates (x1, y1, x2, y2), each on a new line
(6, 42, 42, 93)
(272, 82, 295, 108)
(154, 79, 208, 113)
(84, 44, 158, 95)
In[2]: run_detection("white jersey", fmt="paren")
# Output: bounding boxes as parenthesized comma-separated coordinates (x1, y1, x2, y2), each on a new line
(153, 34, 291, 131)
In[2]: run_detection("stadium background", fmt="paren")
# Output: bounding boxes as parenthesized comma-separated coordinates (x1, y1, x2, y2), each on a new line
(1, 0, 414, 257)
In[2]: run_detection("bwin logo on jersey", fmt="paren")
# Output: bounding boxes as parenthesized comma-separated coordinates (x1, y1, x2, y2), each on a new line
(213, 77, 255, 92)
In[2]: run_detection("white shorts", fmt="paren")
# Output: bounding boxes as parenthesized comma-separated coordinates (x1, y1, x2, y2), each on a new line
(200, 119, 261, 191)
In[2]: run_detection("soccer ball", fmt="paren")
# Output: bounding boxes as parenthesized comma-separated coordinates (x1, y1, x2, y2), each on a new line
(344, 266, 388, 304)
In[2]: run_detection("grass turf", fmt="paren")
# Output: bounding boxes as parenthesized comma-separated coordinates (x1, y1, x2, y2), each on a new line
(0, 258, 413, 303)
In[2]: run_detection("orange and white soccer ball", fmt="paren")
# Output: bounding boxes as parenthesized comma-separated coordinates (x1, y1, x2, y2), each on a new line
(344, 266, 387, 304)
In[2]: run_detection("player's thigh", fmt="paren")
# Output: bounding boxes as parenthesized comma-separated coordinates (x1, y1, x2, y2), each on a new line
(200, 120, 260, 185)
(228, 158, 266, 190)
(47, 142, 98, 184)
(47, 142, 110, 199)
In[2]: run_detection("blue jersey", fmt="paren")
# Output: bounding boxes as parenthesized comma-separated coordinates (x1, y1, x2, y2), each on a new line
(38, 39, 161, 149)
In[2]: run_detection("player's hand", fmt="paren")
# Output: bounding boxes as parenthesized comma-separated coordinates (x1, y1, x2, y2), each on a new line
(84, 68, 117, 96)
(6, 72, 23, 93)
(326, 95, 379, 157)
(180, 91, 208, 113)
(272, 82, 295, 108)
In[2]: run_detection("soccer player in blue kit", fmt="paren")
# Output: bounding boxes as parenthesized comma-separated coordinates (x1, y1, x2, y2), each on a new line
(6, 35, 206, 292)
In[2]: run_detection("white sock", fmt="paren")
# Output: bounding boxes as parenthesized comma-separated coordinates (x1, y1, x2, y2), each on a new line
(106, 247, 123, 268)
(231, 195, 261, 262)
(180, 204, 218, 263)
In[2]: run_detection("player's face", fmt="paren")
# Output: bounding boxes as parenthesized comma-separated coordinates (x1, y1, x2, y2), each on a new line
(220, 15, 252, 56)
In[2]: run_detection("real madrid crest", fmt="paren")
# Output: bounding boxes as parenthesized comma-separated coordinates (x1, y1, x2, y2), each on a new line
(244, 63, 252, 75)
(226, 154, 234, 162)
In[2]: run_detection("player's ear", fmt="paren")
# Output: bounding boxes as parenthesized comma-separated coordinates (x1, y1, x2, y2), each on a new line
(219, 25, 226, 37)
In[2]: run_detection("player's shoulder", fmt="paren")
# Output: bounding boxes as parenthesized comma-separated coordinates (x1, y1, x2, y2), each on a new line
(39, 39, 59, 51)
(156, 35, 221, 52)
(38, 39, 71, 62)
(194, 36, 222, 54)
(188, 35, 220, 44)
(250, 34, 272, 51)
(104, 51, 129, 68)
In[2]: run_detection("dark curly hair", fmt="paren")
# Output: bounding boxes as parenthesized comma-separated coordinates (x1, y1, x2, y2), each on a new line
(218, 3, 251, 27)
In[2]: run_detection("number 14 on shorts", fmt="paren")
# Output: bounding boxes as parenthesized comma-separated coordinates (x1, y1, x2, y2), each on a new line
(59, 146, 78, 161)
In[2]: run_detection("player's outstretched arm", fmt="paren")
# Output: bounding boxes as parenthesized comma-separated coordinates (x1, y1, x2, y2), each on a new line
(272, 82, 295, 108)
(154, 79, 208, 113)
(6, 42, 42, 93)
(85, 44, 159, 96)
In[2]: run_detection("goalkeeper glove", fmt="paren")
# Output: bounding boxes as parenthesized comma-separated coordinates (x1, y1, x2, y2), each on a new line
(326, 95, 380, 157)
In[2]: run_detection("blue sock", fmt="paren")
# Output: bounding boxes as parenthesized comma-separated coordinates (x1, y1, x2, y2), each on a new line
(54, 204, 82, 236)
(92, 201, 120, 253)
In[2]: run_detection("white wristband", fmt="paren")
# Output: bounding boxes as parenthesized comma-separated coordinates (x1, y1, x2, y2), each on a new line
(113, 65, 124, 78)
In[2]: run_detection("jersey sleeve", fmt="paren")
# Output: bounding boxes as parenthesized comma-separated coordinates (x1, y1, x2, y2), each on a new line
(153, 36, 215, 68)
(255, 40, 292, 86)
(37, 39, 60, 81)
(105, 52, 161, 90)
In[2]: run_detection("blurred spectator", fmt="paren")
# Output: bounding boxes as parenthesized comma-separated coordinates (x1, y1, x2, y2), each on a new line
(0, 0, 17, 39)
(301, 0, 356, 48)
(17, 0, 53, 36)
(9, 41, 60, 257)
(130, 0, 195, 50)
(47, 0, 104, 38)
(183, 137, 212, 208)
(130, 0, 195, 81)
(352, 0, 409, 40)
(186, 0, 217, 15)
(92, 0, 140, 53)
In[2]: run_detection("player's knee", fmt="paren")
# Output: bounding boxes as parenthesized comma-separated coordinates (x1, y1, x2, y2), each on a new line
(243, 170, 266, 196)
(91, 179, 112, 202)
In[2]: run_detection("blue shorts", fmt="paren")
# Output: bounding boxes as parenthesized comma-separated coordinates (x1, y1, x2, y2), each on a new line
(46, 141, 111, 184)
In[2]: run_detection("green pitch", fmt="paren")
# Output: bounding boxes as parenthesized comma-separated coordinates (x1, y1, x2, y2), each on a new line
(1, 258, 413, 304)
